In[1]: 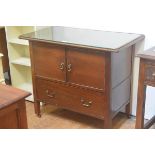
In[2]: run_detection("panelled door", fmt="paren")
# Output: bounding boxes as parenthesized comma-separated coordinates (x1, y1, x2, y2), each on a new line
(66, 48, 105, 90)
(33, 42, 66, 82)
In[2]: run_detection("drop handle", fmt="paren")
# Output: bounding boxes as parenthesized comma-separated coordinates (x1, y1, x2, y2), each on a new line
(81, 98, 92, 107)
(152, 72, 155, 76)
(59, 62, 65, 71)
(46, 90, 55, 98)
(67, 64, 72, 72)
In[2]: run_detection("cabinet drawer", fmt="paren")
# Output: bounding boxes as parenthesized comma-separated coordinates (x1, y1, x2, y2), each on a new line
(36, 79, 60, 106)
(145, 65, 155, 83)
(36, 78, 105, 119)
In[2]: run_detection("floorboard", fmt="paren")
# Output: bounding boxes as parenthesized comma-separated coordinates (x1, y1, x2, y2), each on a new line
(26, 102, 155, 129)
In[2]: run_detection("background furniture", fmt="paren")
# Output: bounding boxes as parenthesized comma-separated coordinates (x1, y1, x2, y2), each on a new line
(0, 53, 4, 83)
(5, 26, 46, 101)
(0, 26, 11, 84)
(136, 47, 155, 128)
(0, 84, 30, 129)
(20, 26, 144, 128)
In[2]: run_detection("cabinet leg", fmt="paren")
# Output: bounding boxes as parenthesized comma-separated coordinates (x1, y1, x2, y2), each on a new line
(17, 99, 28, 129)
(125, 102, 131, 118)
(34, 101, 41, 117)
(135, 85, 146, 129)
(103, 118, 112, 129)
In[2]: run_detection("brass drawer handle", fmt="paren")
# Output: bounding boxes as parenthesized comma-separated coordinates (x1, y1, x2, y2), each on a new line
(59, 62, 65, 71)
(46, 90, 55, 98)
(81, 98, 92, 107)
(67, 64, 72, 72)
(152, 72, 155, 76)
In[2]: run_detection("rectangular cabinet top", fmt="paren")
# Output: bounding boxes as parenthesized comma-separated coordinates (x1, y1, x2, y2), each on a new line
(0, 84, 31, 109)
(20, 26, 144, 52)
(137, 46, 155, 60)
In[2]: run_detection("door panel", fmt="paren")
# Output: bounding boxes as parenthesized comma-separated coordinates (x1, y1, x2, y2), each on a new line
(66, 48, 105, 90)
(33, 42, 66, 82)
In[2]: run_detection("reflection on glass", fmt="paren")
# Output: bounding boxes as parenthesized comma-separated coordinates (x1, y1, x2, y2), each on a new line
(21, 26, 143, 50)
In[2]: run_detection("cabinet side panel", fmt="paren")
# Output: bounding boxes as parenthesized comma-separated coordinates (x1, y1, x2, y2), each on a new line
(111, 78, 130, 113)
(111, 47, 132, 88)
(111, 47, 132, 114)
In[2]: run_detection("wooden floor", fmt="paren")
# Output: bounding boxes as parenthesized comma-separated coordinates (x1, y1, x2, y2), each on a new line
(26, 102, 155, 129)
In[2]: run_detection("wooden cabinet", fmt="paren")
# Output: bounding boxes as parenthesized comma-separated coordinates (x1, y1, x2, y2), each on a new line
(20, 26, 145, 128)
(136, 47, 155, 128)
(0, 84, 30, 129)
(32, 42, 108, 122)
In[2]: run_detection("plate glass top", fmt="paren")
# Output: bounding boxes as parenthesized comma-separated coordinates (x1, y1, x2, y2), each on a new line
(20, 26, 143, 50)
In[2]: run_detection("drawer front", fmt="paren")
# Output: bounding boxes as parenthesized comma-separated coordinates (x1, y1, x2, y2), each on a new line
(36, 78, 105, 119)
(66, 48, 105, 90)
(32, 42, 66, 81)
(35, 78, 60, 106)
(145, 65, 155, 83)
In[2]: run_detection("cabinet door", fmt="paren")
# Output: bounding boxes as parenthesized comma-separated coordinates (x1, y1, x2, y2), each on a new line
(66, 48, 105, 90)
(33, 42, 66, 82)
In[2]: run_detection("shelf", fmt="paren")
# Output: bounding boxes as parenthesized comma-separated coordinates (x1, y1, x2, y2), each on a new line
(17, 82, 32, 92)
(8, 38, 29, 46)
(17, 83, 34, 102)
(26, 95, 34, 102)
(0, 79, 5, 83)
(0, 53, 3, 57)
(11, 57, 31, 67)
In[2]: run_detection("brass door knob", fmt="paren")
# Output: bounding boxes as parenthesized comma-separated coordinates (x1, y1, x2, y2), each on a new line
(152, 72, 155, 76)
(67, 64, 72, 72)
(59, 62, 65, 71)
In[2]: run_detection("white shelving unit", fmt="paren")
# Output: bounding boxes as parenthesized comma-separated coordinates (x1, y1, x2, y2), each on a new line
(5, 26, 35, 101)
(11, 57, 31, 67)
(8, 38, 29, 45)
(5, 26, 47, 101)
